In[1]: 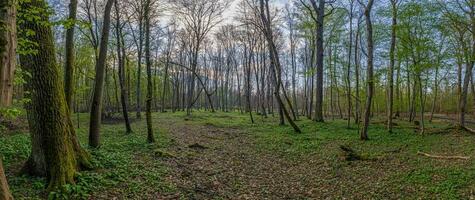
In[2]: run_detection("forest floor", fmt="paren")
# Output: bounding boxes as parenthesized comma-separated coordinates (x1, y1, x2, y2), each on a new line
(1, 111, 475, 199)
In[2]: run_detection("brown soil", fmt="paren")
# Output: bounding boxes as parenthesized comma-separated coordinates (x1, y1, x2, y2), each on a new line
(159, 121, 408, 200)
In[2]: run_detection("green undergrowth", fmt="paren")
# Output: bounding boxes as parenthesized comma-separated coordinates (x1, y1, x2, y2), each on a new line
(167, 111, 475, 199)
(0, 113, 175, 199)
(2, 111, 475, 199)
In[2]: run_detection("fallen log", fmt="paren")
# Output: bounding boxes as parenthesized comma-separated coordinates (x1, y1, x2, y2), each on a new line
(417, 151, 470, 160)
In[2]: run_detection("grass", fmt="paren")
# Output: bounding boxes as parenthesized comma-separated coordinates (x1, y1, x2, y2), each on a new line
(1, 113, 175, 199)
(1, 110, 475, 199)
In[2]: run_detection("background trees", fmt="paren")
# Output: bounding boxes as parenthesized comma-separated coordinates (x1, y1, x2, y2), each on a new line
(3, 0, 475, 196)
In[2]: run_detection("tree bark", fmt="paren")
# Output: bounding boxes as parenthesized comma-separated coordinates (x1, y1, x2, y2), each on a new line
(114, 0, 132, 134)
(19, 0, 92, 191)
(0, 0, 16, 107)
(144, 0, 155, 143)
(387, 0, 397, 133)
(89, 0, 114, 148)
(309, 0, 325, 122)
(346, 0, 354, 128)
(63, 0, 77, 111)
(359, 0, 374, 140)
(0, 159, 12, 200)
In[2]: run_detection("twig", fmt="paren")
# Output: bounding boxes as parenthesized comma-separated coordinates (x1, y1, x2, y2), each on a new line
(417, 151, 470, 160)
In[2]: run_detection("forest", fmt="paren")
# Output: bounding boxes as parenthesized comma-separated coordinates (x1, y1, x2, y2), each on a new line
(1, 0, 475, 199)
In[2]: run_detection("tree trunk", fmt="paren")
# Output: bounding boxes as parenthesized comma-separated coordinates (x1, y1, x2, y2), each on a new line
(63, 0, 77, 111)
(0, 0, 16, 107)
(114, 0, 132, 134)
(144, 0, 155, 143)
(0, 159, 12, 200)
(161, 55, 170, 112)
(309, 0, 325, 122)
(354, 17, 361, 124)
(418, 74, 425, 134)
(346, 1, 354, 128)
(459, 8, 475, 128)
(259, 0, 301, 133)
(387, 0, 397, 133)
(89, 0, 114, 148)
(360, 0, 374, 141)
(430, 66, 439, 122)
(136, 19, 143, 119)
(19, 0, 92, 191)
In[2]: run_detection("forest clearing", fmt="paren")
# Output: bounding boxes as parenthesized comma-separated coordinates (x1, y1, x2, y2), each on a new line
(2, 0, 475, 199)
(2, 112, 475, 199)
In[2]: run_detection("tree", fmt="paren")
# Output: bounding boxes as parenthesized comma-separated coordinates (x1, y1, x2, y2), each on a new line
(387, 0, 399, 133)
(89, 0, 114, 148)
(308, 0, 329, 122)
(64, 0, 78, 111)
(144, 0, 155, 143)
(345, 0, 354, 128)
(18, 0, 92, 190)
(0, 0, 16, 107)
(259, 0, 301, 133)
(358, 0, 374, 140)
(114, 0, 132, 133)
(0, 1, 14, 198)
(0, 159, 12, 200)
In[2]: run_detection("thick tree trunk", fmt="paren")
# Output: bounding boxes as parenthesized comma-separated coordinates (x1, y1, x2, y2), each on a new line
(459, 63, 473, 128)
(89, 0, 114, 148)
(0, 0, 16, 107)
(310, 0, 325, 122)
(459, 9, 475, 128)
(19, 0, 92, 191)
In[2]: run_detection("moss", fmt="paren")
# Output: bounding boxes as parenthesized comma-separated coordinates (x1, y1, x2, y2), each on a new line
(17, 0, 92, 195)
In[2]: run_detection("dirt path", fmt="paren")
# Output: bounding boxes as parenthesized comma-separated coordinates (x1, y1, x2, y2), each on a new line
(159, 120, 387, 200)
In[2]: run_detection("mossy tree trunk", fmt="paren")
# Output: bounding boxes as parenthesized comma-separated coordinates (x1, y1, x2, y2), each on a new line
(0, 0, 16, 107)
(18, 0, 91, 191)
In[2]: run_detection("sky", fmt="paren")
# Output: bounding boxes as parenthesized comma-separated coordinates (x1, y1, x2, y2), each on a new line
(222, 0, 288, 23)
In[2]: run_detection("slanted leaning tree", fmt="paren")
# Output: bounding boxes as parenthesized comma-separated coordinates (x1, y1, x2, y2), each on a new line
(89, 0, 114, 148)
